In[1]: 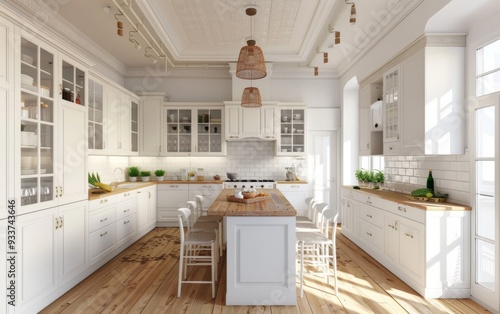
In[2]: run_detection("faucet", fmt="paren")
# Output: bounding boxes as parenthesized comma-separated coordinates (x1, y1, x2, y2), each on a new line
(112, 167, 123, 186)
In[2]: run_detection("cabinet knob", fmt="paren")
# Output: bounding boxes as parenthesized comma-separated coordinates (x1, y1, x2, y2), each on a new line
(100, 199, 108, 204)
(397, 206, 406, 212)
(100, 231, 108, 237)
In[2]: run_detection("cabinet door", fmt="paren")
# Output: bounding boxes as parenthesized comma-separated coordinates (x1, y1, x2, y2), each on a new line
(261, 106, 276, 139)
(277, 108, 306, 155)
(225, 106, 240, 139)
(148, 186, 157, 225)
(131, 100, 139, 153)
(241, 107, 261, 136)
(136, 188, 149, 234)
(105, 87, 120, 151)
(276, 184, 308, 214)
(196, 108, 223, 154)
(88, 78, 104, 152)
(0, 88, 7, 220)
(59, 103, 87, 204)
(382, 65, 401, 155)
(384, 212, 399, 264)
(157, 184, 189, 226)
(59, 201, 87, 285)
(165, 108, 192, 154)
(18, 208, 58, 307)
(399, 217, 424, 283)
(140, 95, 164, 155)
(119, 95, 131, 152)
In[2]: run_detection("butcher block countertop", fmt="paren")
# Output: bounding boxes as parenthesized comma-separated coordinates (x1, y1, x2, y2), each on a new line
(208, 188, 297, 217)
(344, 186, 471, 211)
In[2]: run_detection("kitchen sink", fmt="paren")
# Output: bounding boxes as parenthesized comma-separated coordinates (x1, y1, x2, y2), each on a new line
(117, 182, 149, 189)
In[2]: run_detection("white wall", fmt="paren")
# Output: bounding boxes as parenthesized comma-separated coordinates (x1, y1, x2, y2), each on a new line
(270, 78, 340, 108)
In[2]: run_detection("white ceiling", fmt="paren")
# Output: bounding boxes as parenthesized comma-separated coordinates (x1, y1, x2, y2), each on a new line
(40, 0, 471, 76)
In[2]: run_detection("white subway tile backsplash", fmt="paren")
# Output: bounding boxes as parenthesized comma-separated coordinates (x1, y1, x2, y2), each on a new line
(384, 154, 470, 205)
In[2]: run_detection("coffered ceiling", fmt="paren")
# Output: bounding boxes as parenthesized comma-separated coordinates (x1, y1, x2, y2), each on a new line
(38, 0, 430, 76)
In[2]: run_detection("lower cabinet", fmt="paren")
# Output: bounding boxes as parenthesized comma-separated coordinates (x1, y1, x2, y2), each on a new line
(115, 198, 137, 246)
(89, 195, 117, 264)
(17, 200, 88, 312)
(157, 183, 222, 226)
(341, 187, 469, 298)
(276, 183, 308, 215)
(135, 185, 157, 237)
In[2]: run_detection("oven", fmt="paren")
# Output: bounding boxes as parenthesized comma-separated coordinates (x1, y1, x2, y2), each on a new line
(223, 179, 276, 189)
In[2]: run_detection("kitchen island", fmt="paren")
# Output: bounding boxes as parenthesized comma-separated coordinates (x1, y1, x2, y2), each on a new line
(208, 189, 297, 306)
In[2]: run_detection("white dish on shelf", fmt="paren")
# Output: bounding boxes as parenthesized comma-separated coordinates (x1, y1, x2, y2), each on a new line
(297, 130, 304, 134)
(21, 83, 37, 92)
(21, 54, 34, 65)
(21, 169, 36, 175)
(40, 86, 50, 97)
(21, 74, 34, 83)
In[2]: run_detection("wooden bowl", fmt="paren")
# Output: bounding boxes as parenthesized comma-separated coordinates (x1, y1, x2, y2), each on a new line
(242, 192, 256, 199)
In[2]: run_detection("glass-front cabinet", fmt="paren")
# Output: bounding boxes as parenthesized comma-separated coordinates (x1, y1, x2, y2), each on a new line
(164, 104, 224, 155)
(20, 37, 56, 207)
(88, 78, 103, 151)
(19, 35, 87, 213)
(382, 65, 400, 154)
(277, 107, 306, 155)
(131, 100, 139, 153)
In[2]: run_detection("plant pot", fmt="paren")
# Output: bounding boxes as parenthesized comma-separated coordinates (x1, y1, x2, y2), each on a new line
(129, 176, 137, 182)
(156, 176, 164, 182)
(141, 176, 150, 182)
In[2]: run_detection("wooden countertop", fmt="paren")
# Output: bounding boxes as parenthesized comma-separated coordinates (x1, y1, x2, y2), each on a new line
(343, 186, 471, 211)
(275, 180, 308, 184)
(208, 188, 297, 217)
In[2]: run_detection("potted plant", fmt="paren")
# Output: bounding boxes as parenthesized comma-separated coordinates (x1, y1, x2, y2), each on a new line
(355, 169, 365, 186)
(155, 169, 166, 181)
(373, 170, 385, 189)
(128, 166, 140, 182)
(365, 170, 375, 188)
(140, 170, 151, 182)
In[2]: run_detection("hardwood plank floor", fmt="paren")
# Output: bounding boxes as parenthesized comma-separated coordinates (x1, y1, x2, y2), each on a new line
(41, 227, 490, 314)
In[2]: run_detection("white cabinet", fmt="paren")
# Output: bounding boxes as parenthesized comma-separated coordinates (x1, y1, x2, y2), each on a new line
(115, 197, 136, 246)
(188, 183, 223, 209)
(137, 185, 157, 237)
(164, 104, 225, 155)
(341, 187, 469, 298)
(18, 35, 87, 215)
(277, 104, 306, 155)
(381, 35, 466, 156)
(224, 101, 278, 141)
(382, 65, 401, 155)
(17, 201, 88, 312)
(89, 195, 117, 264)
(276, 183, 308, 215)
(157, 184, 189, 226)
(88, 78, 104, 152)
(105, 87, 131, 153)
(140, 93, 169, 156)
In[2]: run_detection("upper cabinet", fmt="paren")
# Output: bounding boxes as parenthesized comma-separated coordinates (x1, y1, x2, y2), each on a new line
(378, 34, 466, 156)
(277, 104, 307, 156)
(18, 34, 87, 214)
(164, 103, 226, 156)
(224, 101, 277, 141)
(359, 82, 383, 156)
(140, 93, 169, 156)
(88, 76, 140, 156)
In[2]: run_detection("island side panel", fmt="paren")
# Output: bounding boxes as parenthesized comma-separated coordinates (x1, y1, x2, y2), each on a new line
(226, 216, 296, 305)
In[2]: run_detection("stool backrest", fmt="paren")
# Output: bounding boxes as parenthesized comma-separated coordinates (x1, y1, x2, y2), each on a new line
(177, 207, 193, 239)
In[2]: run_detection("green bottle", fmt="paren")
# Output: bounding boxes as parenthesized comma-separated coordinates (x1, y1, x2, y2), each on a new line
(426, 170, 434, 193)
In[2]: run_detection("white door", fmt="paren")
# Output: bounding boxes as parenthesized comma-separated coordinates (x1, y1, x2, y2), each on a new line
(307, 131, 338, 209)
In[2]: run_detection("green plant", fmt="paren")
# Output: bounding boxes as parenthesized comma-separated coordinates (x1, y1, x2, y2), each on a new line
(355, 169, 364, 181)
(128, 166, 140, 177)
(373, 170, 385, 183)
(140, 170, 151, 177)
(365, 170, 375, 183)
(155, 169, 166, 176)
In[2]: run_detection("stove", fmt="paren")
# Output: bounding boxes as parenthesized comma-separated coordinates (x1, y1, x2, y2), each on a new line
(223, 179, 276, 189)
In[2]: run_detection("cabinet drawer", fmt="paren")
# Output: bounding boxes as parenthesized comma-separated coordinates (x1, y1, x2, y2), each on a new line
(117, 190, 134, 201)
(116, 214, 136, 241)
(359, 219, 383, 250)
(89, 195, 117, 211)
(89, 205, 115, 233)
(89, 224, 116, 262)
(116, 199, 136, 220)
(157, 208, 179, 223)
(157, 189, 189, 208)
(386, 203, 425, 224)
(157, 184, 189, 191)
(359, 205, 384, 228)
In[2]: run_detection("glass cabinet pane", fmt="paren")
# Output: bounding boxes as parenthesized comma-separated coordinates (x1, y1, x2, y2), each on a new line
(88, 79, 103, 150)
(131, 101, 139, 152)
(20, 37, 56, 207)
(62, 60, 85, 106)
(279, 108, 305, 153)
(166, 109, 192, 153)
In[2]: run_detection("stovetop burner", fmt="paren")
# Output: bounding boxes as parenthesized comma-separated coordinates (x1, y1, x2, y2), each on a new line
(225, 179, 275, 182)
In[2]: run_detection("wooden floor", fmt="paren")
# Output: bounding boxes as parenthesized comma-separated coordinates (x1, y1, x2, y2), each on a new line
(41, 227, 490, 314)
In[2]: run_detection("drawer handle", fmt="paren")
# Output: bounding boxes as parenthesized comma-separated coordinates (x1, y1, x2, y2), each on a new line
(100, 199, 108, 204)
(398, 206, 406, 212)
(100, 218, 108, 222)
(124, 208, 130, 213)
(124, 193, 130, 197)
(366, 232, 372, 237)
(388, 224, 394, 229)
(404, 232, 413, 239)
(100, 231, 108, 237)
(170, 185, 179, 188)
(366, 200, 372, 205)
(124, 220, 130, 224)
(366, 214, 372, 218)
(291, 185, 300, 188)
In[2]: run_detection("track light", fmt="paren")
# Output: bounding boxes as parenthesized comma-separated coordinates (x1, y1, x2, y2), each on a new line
(346, 1, 356, 24)
(115, 11, 124, 36)
(144, 47, 157, 64)
(308, 65, 319, 76)
(329, 26, 341, 45)
(317, 48, 328, 63)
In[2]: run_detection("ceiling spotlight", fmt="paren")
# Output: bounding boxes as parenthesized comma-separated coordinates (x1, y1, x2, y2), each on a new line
(329, 26, 341, 45)
(346, 1, 356, 24)
(317, 49, 328, 63)
(144, 47, 157, 64)
(115, 11, 124, 36)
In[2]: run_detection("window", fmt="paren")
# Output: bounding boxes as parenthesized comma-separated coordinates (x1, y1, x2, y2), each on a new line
(359, 156, 385, 173)
(476, 38, 500, 96)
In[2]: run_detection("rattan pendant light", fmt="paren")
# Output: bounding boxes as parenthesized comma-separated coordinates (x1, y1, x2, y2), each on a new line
(241, 86, 262, 107)
(236, 7, 267, 80)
